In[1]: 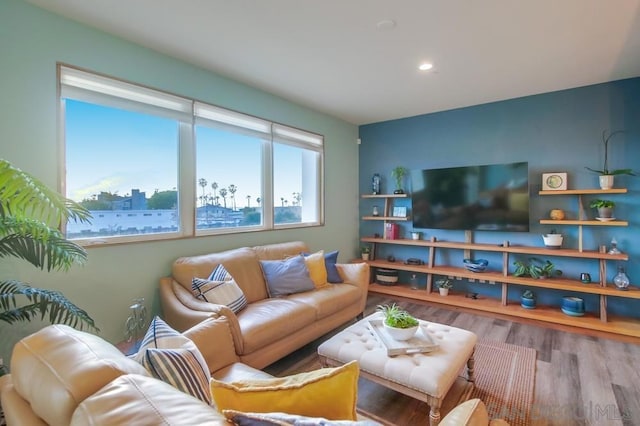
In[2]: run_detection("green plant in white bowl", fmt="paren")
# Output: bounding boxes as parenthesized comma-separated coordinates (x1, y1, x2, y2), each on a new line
(377, 303, 418, 340)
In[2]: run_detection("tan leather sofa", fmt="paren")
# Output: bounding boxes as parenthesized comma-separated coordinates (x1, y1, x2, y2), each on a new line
(0, 317, 276, 425)
(0, 317, 505, 426)
(160, 241, 370, 369)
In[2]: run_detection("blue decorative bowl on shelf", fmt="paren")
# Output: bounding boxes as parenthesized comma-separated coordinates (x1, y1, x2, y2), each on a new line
(463, 258, 489, 273)
(561, 296, 585, 316)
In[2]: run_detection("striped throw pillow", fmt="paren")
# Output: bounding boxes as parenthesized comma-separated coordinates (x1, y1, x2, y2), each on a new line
(133, 316, 212, 404)
(192, 277, 248, 314)
(208, 263, 233, 281)
(141, 347, 212, 404)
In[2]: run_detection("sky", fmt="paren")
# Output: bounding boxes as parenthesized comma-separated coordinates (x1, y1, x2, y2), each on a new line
(65, 99, 304, 208)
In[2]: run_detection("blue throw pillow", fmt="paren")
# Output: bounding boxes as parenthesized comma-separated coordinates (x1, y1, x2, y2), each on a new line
(260, 255, 315, 297)
(303, 250, 342, 283)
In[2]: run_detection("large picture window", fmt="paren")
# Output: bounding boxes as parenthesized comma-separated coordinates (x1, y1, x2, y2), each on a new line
(59, 65, 323, 244)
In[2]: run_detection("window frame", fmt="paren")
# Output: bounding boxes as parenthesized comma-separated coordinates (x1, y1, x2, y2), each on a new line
(58, 64, 324, 246)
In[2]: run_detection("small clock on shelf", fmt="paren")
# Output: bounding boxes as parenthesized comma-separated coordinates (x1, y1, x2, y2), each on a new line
(542, 172, 567, 191)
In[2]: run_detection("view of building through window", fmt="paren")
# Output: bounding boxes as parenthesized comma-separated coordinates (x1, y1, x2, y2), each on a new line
(61, 65, 323, 243)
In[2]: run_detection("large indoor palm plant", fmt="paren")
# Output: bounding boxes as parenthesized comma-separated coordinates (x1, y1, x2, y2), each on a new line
(0, 159, 97, 331)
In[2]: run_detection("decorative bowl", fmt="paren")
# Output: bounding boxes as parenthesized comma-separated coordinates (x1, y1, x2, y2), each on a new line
(561, 296, 585, 316)
(383, 322, 418, 341)
(463, 258, 489, 273)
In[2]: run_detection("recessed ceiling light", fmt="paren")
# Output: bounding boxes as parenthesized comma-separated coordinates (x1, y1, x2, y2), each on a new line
(376, 19, 396, 31)
(418, 63, 434, 71)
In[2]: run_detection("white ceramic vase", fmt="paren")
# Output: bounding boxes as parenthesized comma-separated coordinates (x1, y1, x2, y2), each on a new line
(599, 175, 614, 190)
(439, 288, 449, 296)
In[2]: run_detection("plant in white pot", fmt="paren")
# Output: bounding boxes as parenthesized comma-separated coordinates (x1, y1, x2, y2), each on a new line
(436, 278, 453, 296)
(585, 130, 636, 189)
(589, 199, 615, 220)
(377, 303, 419, 341)
(361, 246, 371, 260)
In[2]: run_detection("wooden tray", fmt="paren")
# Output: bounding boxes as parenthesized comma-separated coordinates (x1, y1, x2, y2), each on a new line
(367, 319, 439, 356)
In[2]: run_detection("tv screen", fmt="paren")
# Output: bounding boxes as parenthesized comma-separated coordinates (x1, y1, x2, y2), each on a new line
(411, 162, 529, 232)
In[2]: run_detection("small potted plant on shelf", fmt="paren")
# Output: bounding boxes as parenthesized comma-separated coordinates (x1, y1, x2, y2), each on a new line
(521, 290, 536, 309)
(436, 278, 453, 296)
(585, 130, 636, 189)
(514, 257, 562, 279)
(377, 303, 419, 341)
(361, 246, 371, 261)
(391, 166, 408, 194)
(589, 199, 615, 220)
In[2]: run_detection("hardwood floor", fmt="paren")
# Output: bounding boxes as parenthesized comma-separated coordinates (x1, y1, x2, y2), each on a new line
(265, 293, 640, 426)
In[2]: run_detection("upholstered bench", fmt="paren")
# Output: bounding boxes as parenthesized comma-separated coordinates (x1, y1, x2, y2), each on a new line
(318, 312, 477, 426)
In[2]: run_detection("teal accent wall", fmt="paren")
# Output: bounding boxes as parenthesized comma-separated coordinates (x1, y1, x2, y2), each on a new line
(359, 79, 640, 318)
(0, 0, 359, 364)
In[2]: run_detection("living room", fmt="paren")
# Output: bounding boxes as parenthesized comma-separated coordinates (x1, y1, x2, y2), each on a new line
(2, 0, 640, 424)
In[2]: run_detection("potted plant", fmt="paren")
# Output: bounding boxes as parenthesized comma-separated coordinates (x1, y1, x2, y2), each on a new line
(391, 166, 407, 194)
(541, 229, 563, 249)
(377, 303, 419, 340)
(585, 130, 636, 189)
(361, 246, 371, 260)
(521, 290, 536, 309)
(0, 160, 99, 374)
(436, 278, 453, 296)
(513, 257, 562, 279)
(589, 199, 615, 219)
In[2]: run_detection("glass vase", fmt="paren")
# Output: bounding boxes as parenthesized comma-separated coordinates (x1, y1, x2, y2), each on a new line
(613, 266, 630, 291)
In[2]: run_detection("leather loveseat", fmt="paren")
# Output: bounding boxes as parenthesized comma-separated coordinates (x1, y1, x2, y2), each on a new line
(159, 241, 370, 369)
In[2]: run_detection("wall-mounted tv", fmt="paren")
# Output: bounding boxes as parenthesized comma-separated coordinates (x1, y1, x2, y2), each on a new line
(411, 161, 529, 232)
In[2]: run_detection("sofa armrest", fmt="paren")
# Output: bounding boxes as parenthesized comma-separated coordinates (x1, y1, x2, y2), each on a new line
(159, 277, 245, 353)
(183, 317, 241, 374)
(0, 379, 48, 426)
(336, 263, 370, 313)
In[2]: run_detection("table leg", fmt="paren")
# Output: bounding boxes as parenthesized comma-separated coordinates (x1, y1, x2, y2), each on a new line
(467, 347, 476, 383)
(429, 400, 442, 426)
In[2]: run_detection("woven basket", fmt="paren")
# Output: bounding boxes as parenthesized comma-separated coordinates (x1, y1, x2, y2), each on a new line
(376, 268, 399, 286)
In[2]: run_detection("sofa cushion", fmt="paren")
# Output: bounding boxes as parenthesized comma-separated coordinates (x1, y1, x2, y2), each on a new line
(260, 255, 315, 297)
(134, 316, 212, 404)
(286, 284, 362, 319)
(211, 360, 359, 421)
(173, 247, 268, 303)
(223, 410, 378, 425)
(9, 324, 149, 426)
(70, 374, 227, 426)
(303, 250, 329, 289)
(192, 277, 248, 313)
(303, 250, 342, 284)
(252, 241, 309, 261)
(237, 299, 317, 354)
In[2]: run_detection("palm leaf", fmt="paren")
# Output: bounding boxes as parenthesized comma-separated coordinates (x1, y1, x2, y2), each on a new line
(0, 159, 90, 225)
(0, 280, 98, 331)
(0, 217, 87, 271)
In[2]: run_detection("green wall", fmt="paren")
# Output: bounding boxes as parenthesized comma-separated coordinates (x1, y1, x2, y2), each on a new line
(0, 0, 360, 364)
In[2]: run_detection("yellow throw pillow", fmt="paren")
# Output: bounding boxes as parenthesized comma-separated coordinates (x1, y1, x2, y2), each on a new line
(304, 250, 328, 289)
(210, 360, 359, 421)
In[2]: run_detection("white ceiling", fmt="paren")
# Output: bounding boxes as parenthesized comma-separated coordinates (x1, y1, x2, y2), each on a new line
(26, 0, 640, 125)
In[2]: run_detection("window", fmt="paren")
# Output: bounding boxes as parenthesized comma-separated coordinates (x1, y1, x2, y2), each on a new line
(59, 65, 324, 244)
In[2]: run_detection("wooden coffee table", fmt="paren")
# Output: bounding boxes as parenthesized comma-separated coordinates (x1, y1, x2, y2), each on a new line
(318, 312, 477, 426)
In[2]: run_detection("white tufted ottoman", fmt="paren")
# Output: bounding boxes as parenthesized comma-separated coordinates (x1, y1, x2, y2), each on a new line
(318, 312, 477, 426)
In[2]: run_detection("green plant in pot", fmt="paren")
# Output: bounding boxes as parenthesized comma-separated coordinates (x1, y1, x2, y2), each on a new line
(360, 245, 371, 260)
(520, 290, 536, 309)
(0, 160, 98, 374)
(391, 166, 407, 194)
(435, 278, 453, 296)
(377, 303, 419, 340)
(585, 130, 636, 189)
(589, 199, 615, 220)
(514, 257, 562, 279)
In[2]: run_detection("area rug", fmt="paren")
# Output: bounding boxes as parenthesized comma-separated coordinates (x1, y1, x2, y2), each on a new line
(276, 339, 536, 426)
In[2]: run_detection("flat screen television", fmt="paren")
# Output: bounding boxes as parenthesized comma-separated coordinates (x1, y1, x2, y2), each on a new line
(411, 161, 529, 232)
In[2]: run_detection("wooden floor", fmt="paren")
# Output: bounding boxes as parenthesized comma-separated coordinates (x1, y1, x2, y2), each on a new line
(266, 293, 640, 426)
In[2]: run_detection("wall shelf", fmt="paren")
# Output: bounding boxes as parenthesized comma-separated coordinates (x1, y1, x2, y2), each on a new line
(360, 186, 636, 339)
